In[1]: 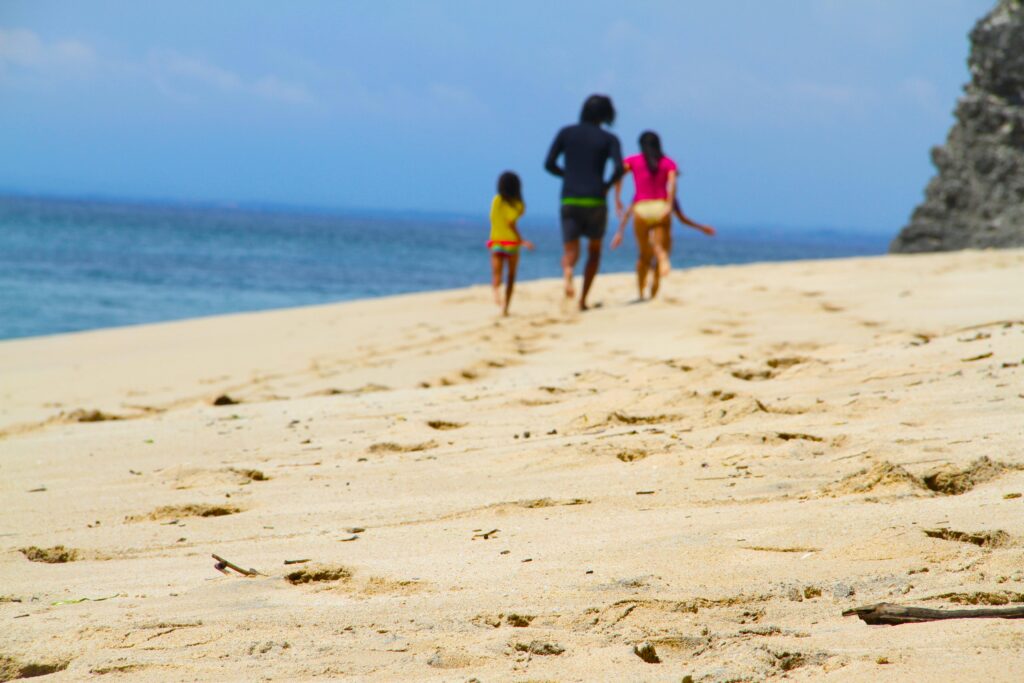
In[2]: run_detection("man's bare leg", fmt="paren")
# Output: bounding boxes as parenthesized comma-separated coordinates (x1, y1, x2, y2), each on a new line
(562, 240, 579, 298)
(579, 238, 602, 310)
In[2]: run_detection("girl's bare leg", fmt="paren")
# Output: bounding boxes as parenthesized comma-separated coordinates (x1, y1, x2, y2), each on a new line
(649, 250, 660, 299)
(490, 253, 504, 309)
(647, 227, 660, 298)
(503, 253, 519, 316)
(653, 219, 671, 277)
(633, 219, 653, 299)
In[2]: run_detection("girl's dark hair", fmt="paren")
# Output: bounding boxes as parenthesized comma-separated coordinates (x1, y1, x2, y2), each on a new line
(639, 130, 663, 175)
(497, 171, 522, 204)
(580, 94, 615, 126)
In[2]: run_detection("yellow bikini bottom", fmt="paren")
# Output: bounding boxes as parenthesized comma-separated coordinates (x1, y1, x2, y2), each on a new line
(633, 200, 670, 222)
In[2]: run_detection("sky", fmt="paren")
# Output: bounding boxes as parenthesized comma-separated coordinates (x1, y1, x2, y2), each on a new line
(0, 0, 992, 232)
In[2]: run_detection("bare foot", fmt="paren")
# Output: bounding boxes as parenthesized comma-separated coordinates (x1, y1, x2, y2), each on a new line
(659, 258, 671, 277)
(493, 286, 503, 308)
(564, 276, 575, 298)
(578, 300, 589, 311)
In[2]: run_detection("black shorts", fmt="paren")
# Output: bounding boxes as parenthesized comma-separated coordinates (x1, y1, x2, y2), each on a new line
(560, 204, 607, 243)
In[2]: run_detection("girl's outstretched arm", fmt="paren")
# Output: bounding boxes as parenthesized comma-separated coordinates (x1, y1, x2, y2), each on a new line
(610, 203, 634, 249)
(673, 200, 716, 236)
(665, 170, 677, 221)
(510, 221, 535, 251)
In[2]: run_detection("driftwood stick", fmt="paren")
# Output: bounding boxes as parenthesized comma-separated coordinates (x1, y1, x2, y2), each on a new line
(212, 553, 260, 576)
(844, 602, 1024, 625)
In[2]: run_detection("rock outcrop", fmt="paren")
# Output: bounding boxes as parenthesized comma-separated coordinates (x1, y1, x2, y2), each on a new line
(891, 0, 1024, 253)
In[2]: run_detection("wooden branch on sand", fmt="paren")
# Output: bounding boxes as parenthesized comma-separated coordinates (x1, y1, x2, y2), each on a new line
(212, 553, 260, 576)
(844, 602, 1024, 625)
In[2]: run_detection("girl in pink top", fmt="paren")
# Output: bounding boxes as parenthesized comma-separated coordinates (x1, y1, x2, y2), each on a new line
(612, 131, 715, 300)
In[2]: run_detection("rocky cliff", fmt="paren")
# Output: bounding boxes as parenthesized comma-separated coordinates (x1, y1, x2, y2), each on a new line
(891, 0, 1024, 252)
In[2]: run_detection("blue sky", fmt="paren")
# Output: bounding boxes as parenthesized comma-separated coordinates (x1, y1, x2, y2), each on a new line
(0, 0, 990, 231)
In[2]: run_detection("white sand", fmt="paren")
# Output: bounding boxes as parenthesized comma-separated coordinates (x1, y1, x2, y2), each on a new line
(1, 249, 1023, 681)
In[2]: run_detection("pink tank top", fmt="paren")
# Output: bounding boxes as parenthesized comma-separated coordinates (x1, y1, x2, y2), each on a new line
(625, 154, 677, 202)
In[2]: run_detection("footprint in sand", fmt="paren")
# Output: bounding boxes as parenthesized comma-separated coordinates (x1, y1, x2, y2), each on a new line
(923, 528, 1011, 548)
(731, 357, 806, 382)
(284, 565, 352, 585)
(368, 440, 438, 453)
(731, 368, 774, 381)
(474, 613, 537, 628)
(519, 399, 557, 407)
(19, 545, 78, 563)
(608, 411, 682, 426)
(616, 449, 649, 462)
(426, 420, 465, 431)
(709, 431, 835, 448)
(125, 504, 242, 522)
(775, 432, 825, 443)
(160, 467, 268, 490)
(0, 655, 69, 680)
(766, 357, 805, 370)
(512, 498, 590, 509)
(429, 361, 499, 388)
(822, 456, 1021, 498)
(63, 408, 123, 422)
(921, 456, 1024, 495)
(306, 383, 389, 397)
(284, 567, 423, 597)
(931, 591, 1024, 606)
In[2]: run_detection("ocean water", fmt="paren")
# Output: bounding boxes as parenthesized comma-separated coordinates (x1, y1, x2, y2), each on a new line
(0, 196, 888, 341)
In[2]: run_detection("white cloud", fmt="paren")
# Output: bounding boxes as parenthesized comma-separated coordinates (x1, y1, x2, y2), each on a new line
(0, 25, 488, 118)
(148, 50, 314, 105)
(154, 51, 242, 91)
(0, 26, 314, 107)
(253, 75, 314, 105)
(0, 27, 97, 73)
(595, 17, 882, 128)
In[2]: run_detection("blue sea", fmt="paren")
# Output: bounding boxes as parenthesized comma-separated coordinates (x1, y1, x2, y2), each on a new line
(0, 195, 889, 341)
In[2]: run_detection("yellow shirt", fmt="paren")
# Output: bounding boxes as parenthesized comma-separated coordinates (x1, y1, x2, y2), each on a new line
(489, 195, 524, 243)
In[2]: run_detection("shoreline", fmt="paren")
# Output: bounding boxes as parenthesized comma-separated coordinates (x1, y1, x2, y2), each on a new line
(0, 246, 896, 345)
(2, 248, 1023, 680)
(1, 192, 889, 342)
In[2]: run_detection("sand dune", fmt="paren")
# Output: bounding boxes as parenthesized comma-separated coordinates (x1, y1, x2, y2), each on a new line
(2, 249, 1023, 681)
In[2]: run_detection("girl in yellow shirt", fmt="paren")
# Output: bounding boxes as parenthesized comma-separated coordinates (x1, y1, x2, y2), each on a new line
(488, 171, 534, 316)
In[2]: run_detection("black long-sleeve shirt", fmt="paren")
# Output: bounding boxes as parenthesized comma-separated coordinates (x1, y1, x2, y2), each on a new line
(544, 123, 624, 200)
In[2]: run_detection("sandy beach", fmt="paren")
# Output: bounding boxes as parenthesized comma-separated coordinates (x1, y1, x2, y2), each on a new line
(1, 249, 1023, 681)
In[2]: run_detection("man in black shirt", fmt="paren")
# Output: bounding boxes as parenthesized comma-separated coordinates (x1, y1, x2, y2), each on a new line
(544, 94, 624, 311)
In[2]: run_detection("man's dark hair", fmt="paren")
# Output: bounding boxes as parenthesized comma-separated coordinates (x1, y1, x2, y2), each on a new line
(497, 171, 522, 204)
(579, 94, 615, 126)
